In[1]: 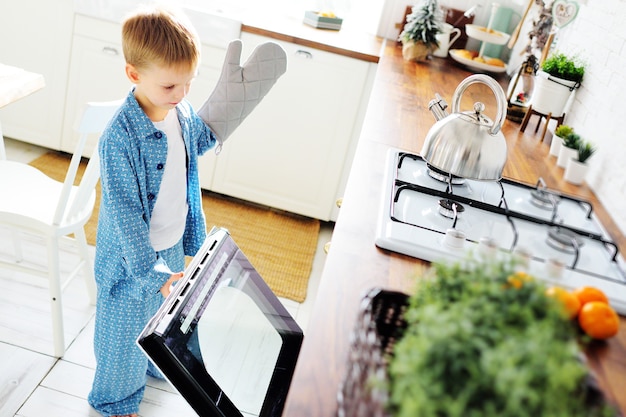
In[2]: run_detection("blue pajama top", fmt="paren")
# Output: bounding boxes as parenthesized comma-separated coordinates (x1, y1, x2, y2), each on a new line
(94, 89, 216, 300)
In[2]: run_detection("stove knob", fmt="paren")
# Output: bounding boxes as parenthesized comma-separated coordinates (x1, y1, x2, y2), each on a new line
(478, 236, 498, 259)
(513, 246, 532, 269)
(444, 228, 466, 249)
(546, 257, 565, 279)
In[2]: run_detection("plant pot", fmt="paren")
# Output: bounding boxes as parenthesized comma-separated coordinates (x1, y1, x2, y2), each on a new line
(549, 135, 563, 157)
(557, 145, 578, 168)
(402, 40, 431, 62)
(564, 158, 589, 185)
(531, 70, 579, 117)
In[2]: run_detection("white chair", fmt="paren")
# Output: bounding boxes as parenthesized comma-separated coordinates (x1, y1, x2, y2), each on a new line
(0, 100, 121, 357)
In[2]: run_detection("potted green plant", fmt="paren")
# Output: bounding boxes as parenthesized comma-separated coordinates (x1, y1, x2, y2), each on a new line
(557, 132, 581, 168)
(531, 52, 586, 118)
(542, 54, 585, 82)
(549, 124, 574, 157)
(399, 0, 442, 62)
(564, 140, 596, 185)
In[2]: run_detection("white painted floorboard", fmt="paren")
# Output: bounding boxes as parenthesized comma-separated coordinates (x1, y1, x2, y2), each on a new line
(0, 343, 56, 417)
(0, 137, 332, 417)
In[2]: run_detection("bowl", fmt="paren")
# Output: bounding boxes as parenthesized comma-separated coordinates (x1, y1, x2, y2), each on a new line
(449, 50, 507, 73)
(465, 24, 510, 45)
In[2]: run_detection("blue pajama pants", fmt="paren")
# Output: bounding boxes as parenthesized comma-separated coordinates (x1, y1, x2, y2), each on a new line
(88, 240, 185, 417)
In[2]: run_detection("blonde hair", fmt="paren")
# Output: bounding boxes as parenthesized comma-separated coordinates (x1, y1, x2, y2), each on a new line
(122, 5, 200, 71)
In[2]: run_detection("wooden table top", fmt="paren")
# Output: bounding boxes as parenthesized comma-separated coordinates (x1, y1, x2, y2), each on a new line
(0, 63, 45, 160)
(0, 63, 45, 109)
(281, 41, 626, 416)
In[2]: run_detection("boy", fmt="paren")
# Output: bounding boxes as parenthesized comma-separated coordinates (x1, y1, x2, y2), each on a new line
(88, 5, 285, 416)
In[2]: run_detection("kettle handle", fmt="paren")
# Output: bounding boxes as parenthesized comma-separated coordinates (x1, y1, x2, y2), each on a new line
(450, 74, 507, 136)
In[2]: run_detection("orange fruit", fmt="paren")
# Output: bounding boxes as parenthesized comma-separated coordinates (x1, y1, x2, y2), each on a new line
(506, 271, 533, 289)
(573, 286, 609, 307)
(578, 301, 620, 339)
(545, 286, 581, 319)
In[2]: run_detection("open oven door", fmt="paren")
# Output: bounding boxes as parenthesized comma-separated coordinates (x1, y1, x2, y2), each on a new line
(137, 227, 303, 417)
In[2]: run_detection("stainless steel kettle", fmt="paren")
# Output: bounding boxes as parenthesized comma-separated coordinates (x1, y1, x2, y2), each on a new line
(420, 74, 508, 181)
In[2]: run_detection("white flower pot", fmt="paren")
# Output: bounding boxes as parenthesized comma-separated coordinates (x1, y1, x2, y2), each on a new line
(549, 135, 563, 157)
(557, 145, 578, 168)
(564, 158, 588, 185)
(531, 70, 579, 117)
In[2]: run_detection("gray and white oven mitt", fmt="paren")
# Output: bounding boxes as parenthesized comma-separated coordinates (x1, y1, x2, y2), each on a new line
(198, 39, 287, 154)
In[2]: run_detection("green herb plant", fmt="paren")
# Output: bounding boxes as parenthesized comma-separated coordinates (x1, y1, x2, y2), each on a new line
(541, 52, 586, 84)
(386, 257, 615, 417)
(554, 124, 574, 139)
(399, 0, 442, 49)
(578, 141, 596, 163)
(562, 132, 582, 150)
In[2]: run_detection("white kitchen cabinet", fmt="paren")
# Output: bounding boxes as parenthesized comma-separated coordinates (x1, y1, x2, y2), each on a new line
(62, 14, 225, 185)
(61, 15, 130, 155)
(0, 0, 74, 150)
(209, 32, 377, 221)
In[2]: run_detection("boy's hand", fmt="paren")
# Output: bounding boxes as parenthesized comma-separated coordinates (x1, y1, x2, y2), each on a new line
(160, 272, 183, 297)
(198, 39, 287, 153)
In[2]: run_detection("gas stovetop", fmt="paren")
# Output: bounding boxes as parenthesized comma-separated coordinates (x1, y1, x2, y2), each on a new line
(376, 149, 626, 314)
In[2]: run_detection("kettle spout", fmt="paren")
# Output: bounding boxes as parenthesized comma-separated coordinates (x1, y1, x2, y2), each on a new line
(428, 93, 449, 121)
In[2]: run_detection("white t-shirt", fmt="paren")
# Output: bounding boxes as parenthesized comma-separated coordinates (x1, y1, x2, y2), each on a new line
(150, 109, 189, 251)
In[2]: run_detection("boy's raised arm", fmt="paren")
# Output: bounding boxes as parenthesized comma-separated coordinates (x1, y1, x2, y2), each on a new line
(198, 39, 287, 153)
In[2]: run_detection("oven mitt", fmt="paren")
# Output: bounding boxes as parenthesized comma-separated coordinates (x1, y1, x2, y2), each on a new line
(198, 39, 287, 154)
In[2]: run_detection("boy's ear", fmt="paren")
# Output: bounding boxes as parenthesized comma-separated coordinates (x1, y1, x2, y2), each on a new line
(125, 64, 140, 84)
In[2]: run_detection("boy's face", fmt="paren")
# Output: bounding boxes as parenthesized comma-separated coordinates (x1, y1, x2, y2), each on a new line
(126, 62, 197, 121)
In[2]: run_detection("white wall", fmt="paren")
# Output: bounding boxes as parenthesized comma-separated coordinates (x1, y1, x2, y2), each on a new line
(553, 0, 626, 235)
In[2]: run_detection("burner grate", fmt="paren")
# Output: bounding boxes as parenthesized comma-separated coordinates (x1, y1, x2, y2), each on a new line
(438, 199, 465, 219)
(427, 164, 465, 185)
(547, 227, 584, 254)
(530, 188, 560, 210)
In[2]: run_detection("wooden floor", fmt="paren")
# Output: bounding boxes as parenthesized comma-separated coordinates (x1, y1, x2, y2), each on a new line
(0, 138, 331, 417)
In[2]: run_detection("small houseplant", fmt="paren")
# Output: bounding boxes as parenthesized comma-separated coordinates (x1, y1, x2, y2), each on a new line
(399, 0, 442, 62)
(531, 52, 586, 117)
(550, 124, 574, 156)
(557, 132, 581, 168)
(577, 141, 596, 163)
(564, 140, 597, 185)
(541, 52, 586, 83)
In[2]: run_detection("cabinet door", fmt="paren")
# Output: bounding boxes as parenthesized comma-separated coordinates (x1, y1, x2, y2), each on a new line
(210, 33, 373, 220)
(61, 35, 130, 155)
(0, 0, 73, 150)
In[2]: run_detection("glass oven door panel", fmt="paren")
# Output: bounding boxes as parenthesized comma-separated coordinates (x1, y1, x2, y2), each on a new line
(138, 227, 303, 417)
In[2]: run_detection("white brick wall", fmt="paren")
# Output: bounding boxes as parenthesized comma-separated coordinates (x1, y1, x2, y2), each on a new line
(555, 0, 626, 235)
